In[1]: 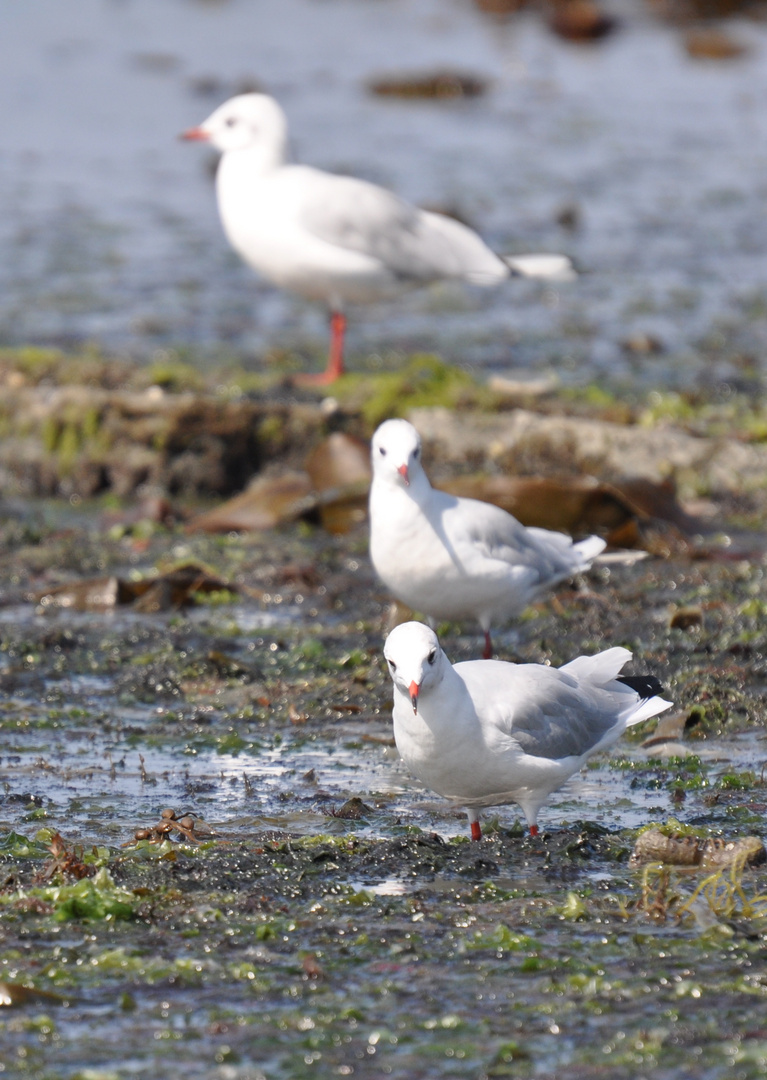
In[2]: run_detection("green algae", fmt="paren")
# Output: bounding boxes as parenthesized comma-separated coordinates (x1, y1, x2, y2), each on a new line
(332, 353, 501, 428)
(0, 867, 135, 923)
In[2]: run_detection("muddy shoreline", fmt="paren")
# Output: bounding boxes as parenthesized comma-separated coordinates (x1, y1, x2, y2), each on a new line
(1, 401, 767, 1075)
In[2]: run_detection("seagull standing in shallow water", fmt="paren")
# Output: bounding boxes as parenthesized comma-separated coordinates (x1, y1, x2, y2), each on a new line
(181, 93, 575, 384)
(369, 418, 606, 658)
(384, 622, 672, 841)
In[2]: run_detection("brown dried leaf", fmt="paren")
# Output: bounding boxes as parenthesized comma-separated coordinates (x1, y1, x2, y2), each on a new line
(306, 433, 371, 535)
(36, 576, 126, 611)
(443, 475, 631, 534)
(306, 432, 370, 491)
(442, 472, 705, 552)
(186, 470, 314, 533)
(35, 563, 233, 614)
(642, 711, 690, 748)
(609, 476, 705, 534)
(0, 981, 66, 1008)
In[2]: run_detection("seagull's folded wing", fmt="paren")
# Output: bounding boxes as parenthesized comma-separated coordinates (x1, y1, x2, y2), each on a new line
(459, 664, 624, 761)
(455, 497, 575, 576)
(298, 169, 507, 284)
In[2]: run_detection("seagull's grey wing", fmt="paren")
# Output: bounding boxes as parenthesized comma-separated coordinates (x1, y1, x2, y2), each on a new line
(456, 497, 604, 585)
(453, 497, 568, 576)
(509, 685, 622, 760)
(459, 664, 622, 761)
(298, 169, 506, 283)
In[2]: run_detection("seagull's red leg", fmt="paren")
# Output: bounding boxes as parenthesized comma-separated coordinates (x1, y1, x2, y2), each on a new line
(483, 630, 493, 660)
(470, 821, 482, 842)
(327, 311, 346, 380)
(293, 311, 346, 386)
(529, 824, 539, 837)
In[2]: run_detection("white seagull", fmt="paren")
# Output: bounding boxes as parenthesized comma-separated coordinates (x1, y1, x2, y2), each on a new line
(369, 418, 606, 658)
(181, 93, 575, 384)
(384, 621, 672, 840)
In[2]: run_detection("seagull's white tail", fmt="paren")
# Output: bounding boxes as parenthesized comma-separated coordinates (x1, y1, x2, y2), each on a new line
(573, 535, 608, 567)
(561, 646, 673, 726)
(625, 695, 674, 726)
(504, 254, 577, 282)
(561, 646, 632, 683)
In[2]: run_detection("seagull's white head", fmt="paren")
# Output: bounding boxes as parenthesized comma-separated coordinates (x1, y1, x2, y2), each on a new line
(371, 419, 424, 489)
(384, 621, 446, 714)
(181, 93, 288, 159)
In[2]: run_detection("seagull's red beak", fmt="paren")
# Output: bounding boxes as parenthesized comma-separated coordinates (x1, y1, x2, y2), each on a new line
(397, 463, 409, 486)
(179, 126, 210, 142)
(408, 680, 419, 714)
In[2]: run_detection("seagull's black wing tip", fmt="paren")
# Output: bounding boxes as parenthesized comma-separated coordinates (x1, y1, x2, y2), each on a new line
(616, 673, 665, 700)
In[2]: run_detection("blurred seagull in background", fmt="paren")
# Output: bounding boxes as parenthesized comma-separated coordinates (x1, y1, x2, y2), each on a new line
(181, 93, 575, 384)
(384, 622, 672, 840)
(369, 418, 605, 658)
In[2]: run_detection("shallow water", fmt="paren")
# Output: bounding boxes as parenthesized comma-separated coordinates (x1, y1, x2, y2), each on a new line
(3, 0, 767, 391)
(0, 594, 762, 848)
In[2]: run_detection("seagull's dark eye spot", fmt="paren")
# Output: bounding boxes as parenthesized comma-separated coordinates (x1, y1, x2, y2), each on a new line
(427, 649, 436, 665)
(413, 447, 420, 458)
(225, 117, 237, 128)
(379, 446, 387, 456)
(388, 659, 396, 672)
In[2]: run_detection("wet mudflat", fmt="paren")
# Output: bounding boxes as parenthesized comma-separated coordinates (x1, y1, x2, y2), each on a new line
(1, 495, 767, 1079)
(3, 0, 767, 1073)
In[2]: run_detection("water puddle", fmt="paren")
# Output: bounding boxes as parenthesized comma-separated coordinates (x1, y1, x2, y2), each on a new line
(3, 632, 762, 850)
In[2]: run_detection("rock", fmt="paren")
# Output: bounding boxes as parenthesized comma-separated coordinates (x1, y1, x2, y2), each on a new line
(367, 70, 489, 100)
(630, 828, 766, 869)
(646, 0, 750, 22)
(622, 333, 665, 355)
(670, 606, 704, 630)
(555, 202, 582, 231)
(473, 0, 526, 14)
(330, 797, 373, 820)
(684, 27, 748, 59)
(408, 405, 767, 505)
(0, 380, 326, 498)
(549, 0, 617, 41)
(486, 373, 559, 400)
